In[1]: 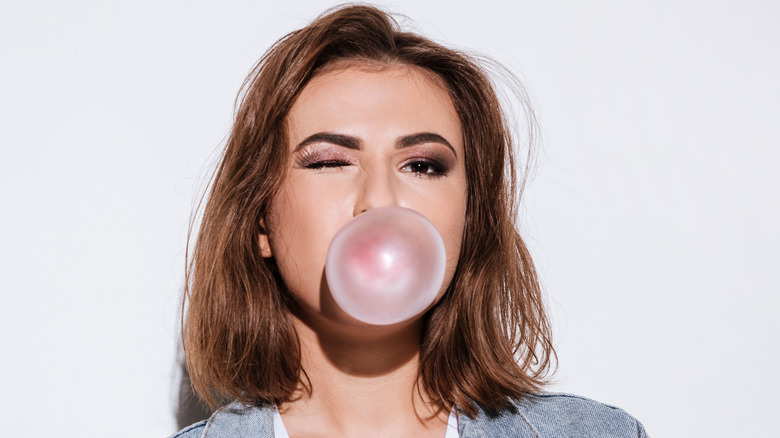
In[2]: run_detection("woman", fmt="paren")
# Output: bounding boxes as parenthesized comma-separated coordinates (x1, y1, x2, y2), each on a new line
(174, 5, 647, 437)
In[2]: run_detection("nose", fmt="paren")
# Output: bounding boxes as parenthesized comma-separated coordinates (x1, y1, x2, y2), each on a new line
(353, 167, 399, 216)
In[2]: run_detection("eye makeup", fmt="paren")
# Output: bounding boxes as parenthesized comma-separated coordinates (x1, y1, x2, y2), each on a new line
(398, 143, 456, 178)
(399, 155, 451, 177)
(294, 145, 355, 169)
(292, 138, 458, 177)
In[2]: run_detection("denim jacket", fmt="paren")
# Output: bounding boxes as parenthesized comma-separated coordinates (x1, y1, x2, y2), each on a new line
(170, 393, 647, 437)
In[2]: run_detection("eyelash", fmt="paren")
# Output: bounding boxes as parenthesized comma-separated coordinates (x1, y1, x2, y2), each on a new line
(401, 159, 449, 177)
(303, 159, 351, 169)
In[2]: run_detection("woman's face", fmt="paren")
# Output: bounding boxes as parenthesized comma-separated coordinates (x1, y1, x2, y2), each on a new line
(264, 64, 467, 326)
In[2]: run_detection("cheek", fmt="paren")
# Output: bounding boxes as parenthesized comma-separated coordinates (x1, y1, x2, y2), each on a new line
(445, 214, 467, 272)
(433, 199, 468, 294)
(266, 183, 352, 313)
(267, 191, 322, 300)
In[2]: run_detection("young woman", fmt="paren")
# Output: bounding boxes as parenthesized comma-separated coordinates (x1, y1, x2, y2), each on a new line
(173, 5, 647, 437)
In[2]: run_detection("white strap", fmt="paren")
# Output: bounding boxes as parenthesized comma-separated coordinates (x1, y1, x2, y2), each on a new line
(445, 407, 459, 438)
(272, 405, 290, 438)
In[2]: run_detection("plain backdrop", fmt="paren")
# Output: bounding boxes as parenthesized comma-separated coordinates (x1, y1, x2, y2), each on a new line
(1, 1, 778, 436)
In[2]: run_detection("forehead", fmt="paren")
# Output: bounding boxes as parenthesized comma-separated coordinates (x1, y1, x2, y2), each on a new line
(286, 63, 462, 149)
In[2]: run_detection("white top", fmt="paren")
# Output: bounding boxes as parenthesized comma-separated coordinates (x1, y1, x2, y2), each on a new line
(272, 405, 459, 438)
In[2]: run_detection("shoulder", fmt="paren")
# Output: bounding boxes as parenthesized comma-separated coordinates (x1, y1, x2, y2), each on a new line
(167, 401, 274, 438)
(167, 420, 207, 438)
(516, 393, 647, 437)
(459, 393, 647, 438)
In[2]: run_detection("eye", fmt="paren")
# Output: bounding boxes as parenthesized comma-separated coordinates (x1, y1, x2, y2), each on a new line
(295, 145, 354, 170)
(401, 159, 449, 177)
(304, 160, 351, 169)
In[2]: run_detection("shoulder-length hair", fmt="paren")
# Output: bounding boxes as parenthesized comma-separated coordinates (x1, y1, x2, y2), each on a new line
(184, 4, 554, 418)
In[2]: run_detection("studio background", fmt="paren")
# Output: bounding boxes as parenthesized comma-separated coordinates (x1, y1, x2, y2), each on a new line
(1, 1, 777, 436)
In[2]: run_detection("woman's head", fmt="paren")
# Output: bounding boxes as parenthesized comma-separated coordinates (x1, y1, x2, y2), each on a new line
(265, 64, 467, 327)
(185, 4, 554, 416)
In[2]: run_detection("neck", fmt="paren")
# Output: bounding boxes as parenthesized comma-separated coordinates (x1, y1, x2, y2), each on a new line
(278, 310, 449, 437)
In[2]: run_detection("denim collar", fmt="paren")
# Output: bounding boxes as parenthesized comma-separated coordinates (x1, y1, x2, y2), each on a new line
(199, 399, 539, 438)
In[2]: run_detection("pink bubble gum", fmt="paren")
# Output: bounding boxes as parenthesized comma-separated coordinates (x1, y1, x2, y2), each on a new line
(325, 206, 446, 325)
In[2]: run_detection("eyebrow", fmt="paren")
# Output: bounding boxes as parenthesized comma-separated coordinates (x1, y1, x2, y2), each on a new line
(294, 132, 361, 151)
(295, 131, 456, 157)
(397, 132, 456, 157)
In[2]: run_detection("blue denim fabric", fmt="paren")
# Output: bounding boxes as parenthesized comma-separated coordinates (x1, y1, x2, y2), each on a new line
(457, 393, 647, 437)
(169, 393, 647, 437)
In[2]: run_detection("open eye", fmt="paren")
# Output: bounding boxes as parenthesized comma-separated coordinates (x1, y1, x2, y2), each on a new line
(401, 159, 449, 177)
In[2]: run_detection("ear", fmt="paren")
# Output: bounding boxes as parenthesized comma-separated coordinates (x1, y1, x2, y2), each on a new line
(259, 219, 273, 258)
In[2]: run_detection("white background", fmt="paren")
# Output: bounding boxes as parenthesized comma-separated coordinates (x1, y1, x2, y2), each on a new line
(1, 1, 778, 436)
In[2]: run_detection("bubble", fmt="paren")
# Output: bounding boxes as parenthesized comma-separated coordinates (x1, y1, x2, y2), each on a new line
(325, 207, 446, 325)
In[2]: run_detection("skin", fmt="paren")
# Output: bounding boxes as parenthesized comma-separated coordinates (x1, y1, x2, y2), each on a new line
(260, 63, 468, 437)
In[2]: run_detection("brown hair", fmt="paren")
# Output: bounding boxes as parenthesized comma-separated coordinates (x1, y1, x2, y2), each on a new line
(184, 4, 554, 418)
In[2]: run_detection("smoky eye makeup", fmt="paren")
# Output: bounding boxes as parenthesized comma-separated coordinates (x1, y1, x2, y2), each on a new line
(398, 144, 457, 177)
(400, 156, 451, 177)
